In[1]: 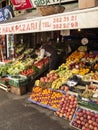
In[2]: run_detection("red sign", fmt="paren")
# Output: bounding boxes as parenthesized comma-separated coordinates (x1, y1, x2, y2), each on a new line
(11, 0, 33, 10)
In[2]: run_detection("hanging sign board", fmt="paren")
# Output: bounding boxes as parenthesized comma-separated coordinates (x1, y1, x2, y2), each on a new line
(10, 0, 33, 10)
(31, 0, 76, 8)
(0, 7, 98, 34)
(0, 19, 40, 34)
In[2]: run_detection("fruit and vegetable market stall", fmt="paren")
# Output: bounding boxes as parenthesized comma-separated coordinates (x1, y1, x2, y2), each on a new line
(28, 46, 98, 130)
(0, 5, 98, 130)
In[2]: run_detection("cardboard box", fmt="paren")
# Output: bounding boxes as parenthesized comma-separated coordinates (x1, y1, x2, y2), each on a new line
(79, 0, 98, 9)
(10, 86, 27, 95)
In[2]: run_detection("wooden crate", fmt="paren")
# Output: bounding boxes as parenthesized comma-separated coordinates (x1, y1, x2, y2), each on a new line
(79, 0, 98, 9)
(10, 86, 27, 95)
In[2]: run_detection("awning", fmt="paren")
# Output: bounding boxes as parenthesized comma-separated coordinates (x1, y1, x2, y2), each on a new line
(0, 7, 98, 35)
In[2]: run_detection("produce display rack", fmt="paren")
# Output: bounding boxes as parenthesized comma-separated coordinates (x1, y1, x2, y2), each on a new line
(28, 98, 57, 111)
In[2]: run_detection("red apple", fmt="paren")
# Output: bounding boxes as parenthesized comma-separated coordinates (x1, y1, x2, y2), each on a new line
(82, 126, 86, 130)
(81, 121, 85, 125)
(92, 117, 96, 122)
(87, 115, 91, 119)
(79, 112, 83, 116)
(78, 124, 82, 129)
(64, 86, 69, 91)
(93, 122, 97, 127)
(85, 123, 89, 128)
(61, 86, 65, 91)
(95, 114, 98, 118)
(95, 118, 98, 123)
(89, 124, 94, 130)
(80, 117, 84, 121)
(90, 112, 95, 117)
(94, 126, 98, 130)
(83, 114, 87, 119)
(76, 120, 81, 124)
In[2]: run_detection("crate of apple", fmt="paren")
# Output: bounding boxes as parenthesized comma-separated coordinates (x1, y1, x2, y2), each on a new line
(71, 106, 98, 130)
(56, 93, 78, 120)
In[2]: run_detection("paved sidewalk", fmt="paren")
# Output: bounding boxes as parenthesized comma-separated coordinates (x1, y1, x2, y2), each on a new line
(0, 89, 75, 130)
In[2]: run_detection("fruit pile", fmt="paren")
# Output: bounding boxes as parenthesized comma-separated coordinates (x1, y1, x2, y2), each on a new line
(21, 68, 35, 76)
(40, 72, 59, 83)
(66, 50, 85, 65)
(56, 94, 78, 120)
(71, 107, 98, 130)
(71, 68, 90, 76)
(30, 86, 64, 109)
(69, 62, 85, 70)
(38, 72, 60, 88)
(83, 53, 98, 63)
(34, 57, 49, 69)
(48, 91, 63, 109)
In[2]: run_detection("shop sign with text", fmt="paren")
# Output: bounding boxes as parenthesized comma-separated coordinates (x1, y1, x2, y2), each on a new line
(40, 11, 98, 31)
(0, 8, 98, 34)
(31, 0, 76, 7)
(0, 20, 40, 34)
(41, 14, 79, 31)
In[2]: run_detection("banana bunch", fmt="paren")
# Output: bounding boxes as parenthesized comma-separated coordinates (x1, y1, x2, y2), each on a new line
(51, 78, 62, 89)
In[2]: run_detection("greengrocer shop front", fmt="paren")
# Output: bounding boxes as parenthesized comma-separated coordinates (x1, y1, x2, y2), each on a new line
(0, 6, 98, 130)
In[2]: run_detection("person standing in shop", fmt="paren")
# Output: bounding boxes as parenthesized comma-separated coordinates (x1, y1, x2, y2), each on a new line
(39, 39, 59, 71)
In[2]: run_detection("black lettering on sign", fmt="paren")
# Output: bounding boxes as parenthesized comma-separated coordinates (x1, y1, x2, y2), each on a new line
(34, 0, 46, 6)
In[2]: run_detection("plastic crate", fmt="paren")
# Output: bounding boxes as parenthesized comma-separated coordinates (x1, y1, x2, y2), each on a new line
(9, 75, 28, 87)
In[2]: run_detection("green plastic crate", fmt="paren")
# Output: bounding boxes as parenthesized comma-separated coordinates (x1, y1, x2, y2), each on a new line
(9, 75, 28, 87)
